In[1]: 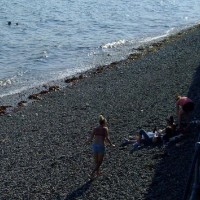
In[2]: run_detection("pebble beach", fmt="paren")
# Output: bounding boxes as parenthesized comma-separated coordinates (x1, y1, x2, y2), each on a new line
(0, 24, 200, 200)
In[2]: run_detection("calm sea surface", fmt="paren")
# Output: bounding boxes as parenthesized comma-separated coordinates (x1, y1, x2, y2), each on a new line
(0, 0, 200, 97)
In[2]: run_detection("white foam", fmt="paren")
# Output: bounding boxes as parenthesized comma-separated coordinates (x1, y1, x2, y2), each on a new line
(102, 39, 126, 49)
(0, 79, 12, 86)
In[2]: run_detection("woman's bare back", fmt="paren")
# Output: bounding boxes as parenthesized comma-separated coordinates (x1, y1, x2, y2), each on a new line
(93, 126, 108, 145)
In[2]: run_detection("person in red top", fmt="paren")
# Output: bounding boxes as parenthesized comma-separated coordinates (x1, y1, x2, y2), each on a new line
(86, 115, 115, 179)
(176, 95, 194, 130)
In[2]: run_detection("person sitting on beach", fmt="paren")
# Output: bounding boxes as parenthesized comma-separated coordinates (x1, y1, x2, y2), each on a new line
(176, 94, 194, 131)
(165, 114, 193, 147)
(162, 115, 178, 142)
(166, 115, 176, 134)
(86, 115, 115, 179)
(161, 116, 186, 149)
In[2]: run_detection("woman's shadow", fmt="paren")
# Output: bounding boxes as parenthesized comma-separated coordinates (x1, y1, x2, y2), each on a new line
(64, 180, 93, 200)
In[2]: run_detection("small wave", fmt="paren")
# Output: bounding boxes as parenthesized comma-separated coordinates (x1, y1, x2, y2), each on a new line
(31, 50, 49, 62)
(141, 34, 168, 44)
(137, 27, 181, 45)
(101, 39, 126, 49)
(0, 86, 28, 98)
(37, 50, 49, 59)
(0, 79, 12, 87)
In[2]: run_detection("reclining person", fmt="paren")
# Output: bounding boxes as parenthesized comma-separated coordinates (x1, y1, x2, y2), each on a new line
(120, 126, 174, 153)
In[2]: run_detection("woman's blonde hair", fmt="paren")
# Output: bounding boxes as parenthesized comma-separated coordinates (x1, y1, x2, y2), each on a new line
(99, 115, 107, 125)
(175, 93, 181, 101)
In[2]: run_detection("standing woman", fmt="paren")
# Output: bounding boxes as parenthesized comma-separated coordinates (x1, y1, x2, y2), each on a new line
(86, 115, 115, 179)
(176, 95, 194, 130)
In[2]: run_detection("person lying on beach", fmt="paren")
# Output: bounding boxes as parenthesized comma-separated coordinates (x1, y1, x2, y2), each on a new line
(120, 127, 161, 150)
(119, 131, 142, 150)
(120, 125, 175, 153)
(86, 115, 115, 179)
(176, 94, 194, 132)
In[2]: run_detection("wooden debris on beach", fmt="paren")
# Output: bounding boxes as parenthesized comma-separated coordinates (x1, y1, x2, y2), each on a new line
(78, 74, 84, 80)
(128, 52, 143, 60)
(65, 74, 84, 84)
(65, 76, 79, 83)
(28, 93, 42, 100)
(151, 41, 163, 48)
(93, 66, 104, 74)
(39, 90, 49, 95)
(1, 110, 6, 115)
(48, 85, 60, 92)
(0, 105, 12, 115)
(17, 101, 27, 107)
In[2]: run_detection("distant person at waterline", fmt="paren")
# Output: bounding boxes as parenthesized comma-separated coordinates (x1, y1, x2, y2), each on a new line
(86, 115, 115, 179)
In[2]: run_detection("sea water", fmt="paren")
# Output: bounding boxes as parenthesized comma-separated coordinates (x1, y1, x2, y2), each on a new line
(0, 0, 200, 97)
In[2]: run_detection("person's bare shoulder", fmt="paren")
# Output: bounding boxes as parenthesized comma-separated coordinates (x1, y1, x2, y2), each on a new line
(103, 126, 109, 133)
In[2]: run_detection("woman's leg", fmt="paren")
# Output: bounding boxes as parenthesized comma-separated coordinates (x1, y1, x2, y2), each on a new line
(179, 110, 191, 131)
(90, 153, 104, 177)
(185, 112, 191, 129)
(139, 129, 151, 145)
(120, 139, 136, 147)
(90, 153, 99, 178)
(96, 153, 104, 176)
(139, 130, 150, 140)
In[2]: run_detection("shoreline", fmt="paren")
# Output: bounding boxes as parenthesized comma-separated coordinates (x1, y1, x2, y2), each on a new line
(0, 23, 200, 199)
(0, 23, 200, 110)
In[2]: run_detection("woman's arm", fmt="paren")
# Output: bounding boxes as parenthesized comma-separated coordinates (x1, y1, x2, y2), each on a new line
(85, 129, 95, 144)
(158, 128, 165, 135)
(105, 128, 115, 147)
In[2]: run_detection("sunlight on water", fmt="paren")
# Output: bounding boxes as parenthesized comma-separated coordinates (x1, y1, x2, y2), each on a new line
(0, 0, 200, 96)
